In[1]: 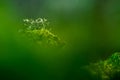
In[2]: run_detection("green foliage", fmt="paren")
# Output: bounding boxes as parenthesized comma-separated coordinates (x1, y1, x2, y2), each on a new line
(87, 52, 120, 80)
(20, 18, 65, 48)
(23, 18, 49, 30)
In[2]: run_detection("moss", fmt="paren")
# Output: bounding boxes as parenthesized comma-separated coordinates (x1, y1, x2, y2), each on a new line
(20, 18, 65, 48)
(25, 28, 65, 48)
(87, 52, 120, 80)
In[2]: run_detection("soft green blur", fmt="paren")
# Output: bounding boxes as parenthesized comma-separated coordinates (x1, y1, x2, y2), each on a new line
(0, 0, 120, 80)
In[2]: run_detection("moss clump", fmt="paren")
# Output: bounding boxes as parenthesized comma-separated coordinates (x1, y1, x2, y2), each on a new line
(87, 52, 120, 80)
(20, 18, 65, 48)
(25, 28, 65, 48)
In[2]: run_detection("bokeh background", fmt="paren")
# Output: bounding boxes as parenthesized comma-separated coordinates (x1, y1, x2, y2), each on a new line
(0, 0, 120, 80)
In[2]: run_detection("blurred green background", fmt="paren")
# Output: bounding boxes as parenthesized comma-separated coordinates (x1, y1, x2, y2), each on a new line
(0, 0, 120, 80)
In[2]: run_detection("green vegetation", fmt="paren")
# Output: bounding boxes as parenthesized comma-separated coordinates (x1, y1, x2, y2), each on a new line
(20, 18, 65, 48)
(20, 18, 120, 80)
(86, 52, 120, 80)
(1, 0, 120, 80)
